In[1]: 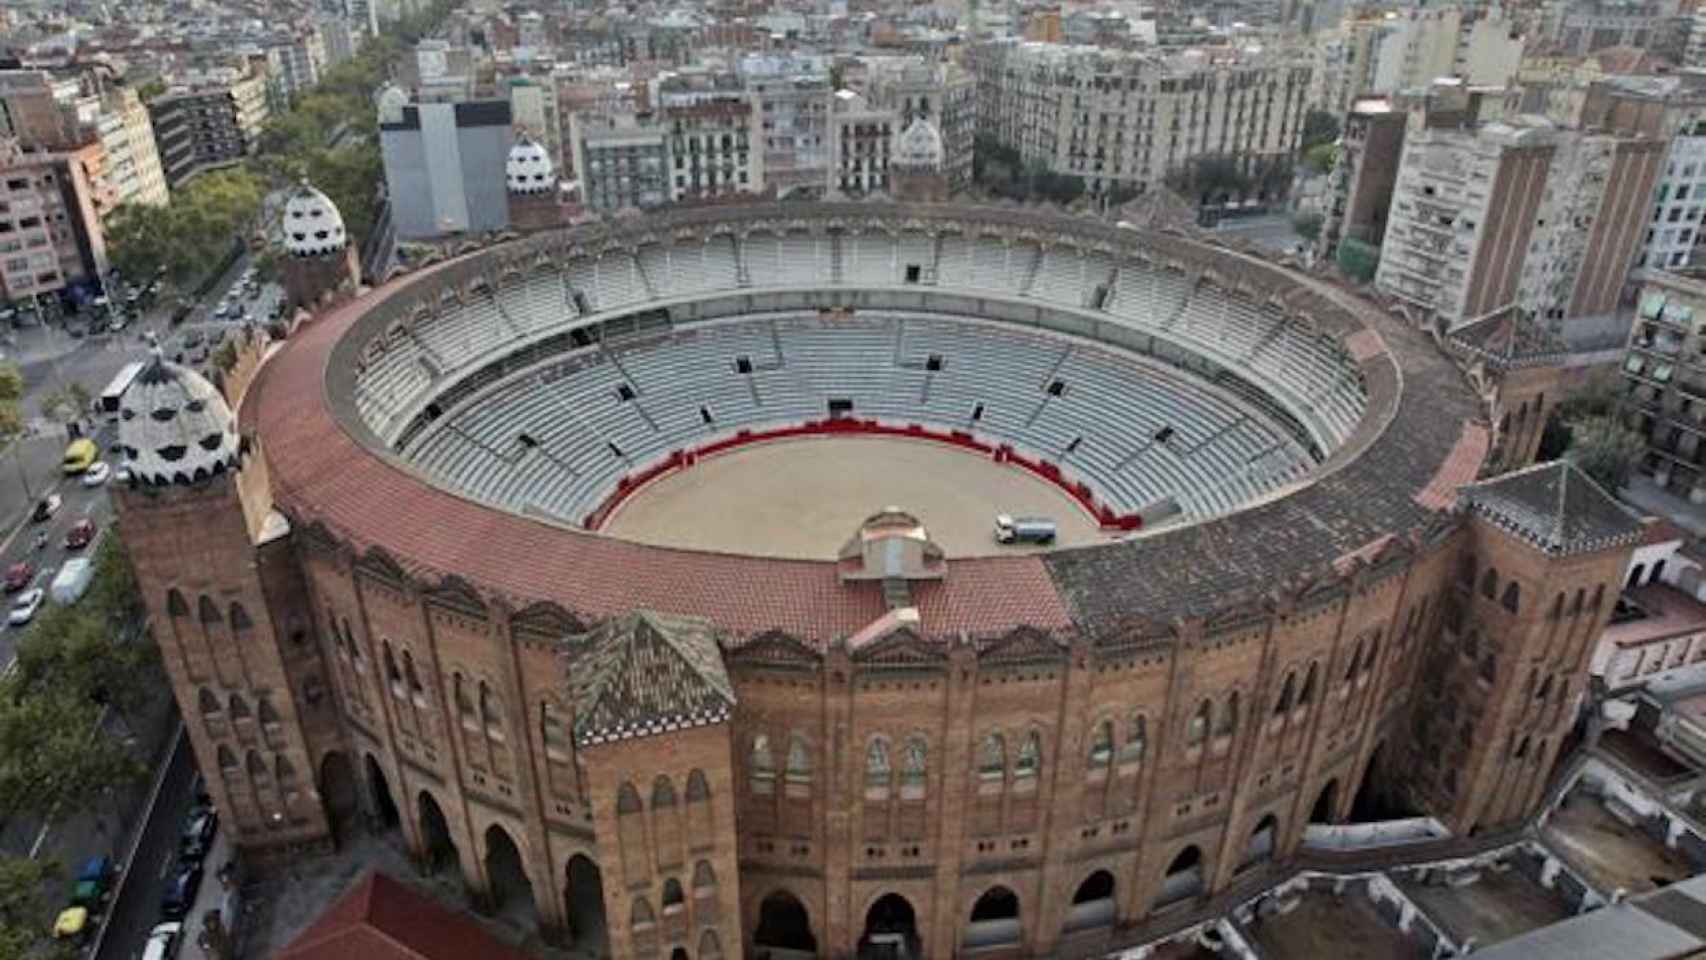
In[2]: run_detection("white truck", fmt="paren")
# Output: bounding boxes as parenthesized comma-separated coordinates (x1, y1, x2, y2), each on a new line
(51, 558, 94, 606)
(994, 515, 1057, 545)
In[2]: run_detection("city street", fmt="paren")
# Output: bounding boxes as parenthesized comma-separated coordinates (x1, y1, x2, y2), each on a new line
(0, 246, 265, 958)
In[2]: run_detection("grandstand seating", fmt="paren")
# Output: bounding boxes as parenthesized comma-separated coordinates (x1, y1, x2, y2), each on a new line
(356, 232, 1369, 476)
(405, 313, 1314, 526)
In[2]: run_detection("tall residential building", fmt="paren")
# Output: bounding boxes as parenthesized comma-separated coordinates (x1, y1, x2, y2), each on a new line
(829, 90, 894, 196)
(656, 73, 763, 203)
(264, 29, 326, 107)
(969, 40, 1311, 198)
(1376, 82, 1663, 341)
(1316, 8, 1524, 116)
(1317, 96, 1408, 260)
(1540, 0, 1684, 57)
(147, 71, 270, 188)
(0, 137, 109, 304)
(740, 55, 833, 198)
(378, 93, 513, 239)
(318, 16, 359, 67)
(94, 85, 169, 213)
(569, 112, 669, 212)
(1620, 269, 1706, 502)
(0, 70, 84, 151)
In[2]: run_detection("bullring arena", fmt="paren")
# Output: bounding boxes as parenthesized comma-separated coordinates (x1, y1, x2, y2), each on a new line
(115, 201, 1641, 960)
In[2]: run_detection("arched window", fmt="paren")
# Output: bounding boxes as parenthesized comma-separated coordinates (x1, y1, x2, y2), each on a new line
(403, 651, 423, 696)
(1536, 674, 1553, 700)
(453, 674, 475, 727)
(1274, 672, 1296, 715)
(276, 755, 297, 784)
(383, 641, 401, 688)
(198, 688, 220, 715)
(866, 737, 891, 788)
(1514, 736, 1530, 759)
(246, 750, 268, 781)
(167, 589, 189, 617)
(1216, 693, 1239, 736)
(1299, 664, 1319, 705)
(617, 782, 643, 814)
(1501, 582, 1521, 614)
(785, 734, 812, 784)
(978, 732, 1005, 780)
(901, 736, 927, 791)
(1591, 585, 1605, 609)
(257, 696, 280, 727)
(692, 860, 716, 893)
(1551, 593, 1564, 620)
(661, 878, 684, 912)
(229, 693, 251, 719)
(749, 734, 775, 793)
(228, 602, 252, 633)
(1015, 730, 1041, 779)
(479, 682, 504, 741)
(1088, 721, 1113, 768)
(1458, 555, 1475, 587)
(1121, 714, 1147, 762)
(631, 898, 655, 929)
(1345, 641, 1363, 681)
(686, 769, 710, 802)
(217, 745, 238, 771)
(198, 595, 222, 626)
(652, 775, 676, 808)
(1187, 700, 1210, 745)
(1363, 635, 1380, 674)
(1480, 569, 1498, 600)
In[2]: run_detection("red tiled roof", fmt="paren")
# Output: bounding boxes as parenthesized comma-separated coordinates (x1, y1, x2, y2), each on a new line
(1413, 420, 1490, 511)
(1641, 516, 1690, 546)
(245, 273, 1073, 644)
(274, 871, 535, 960)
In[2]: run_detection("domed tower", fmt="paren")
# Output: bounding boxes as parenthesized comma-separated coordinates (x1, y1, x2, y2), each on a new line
(376, 83, 408, 127)
(505, 133, 566, 233)
(113, 348, 342, 858)
(278, 179, 359, 313)
(890, 117, 948, 203)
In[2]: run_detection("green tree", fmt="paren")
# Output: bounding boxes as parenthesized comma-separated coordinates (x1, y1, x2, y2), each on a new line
(135, 79, 167, 103)
(1564, 414, 1646, 493)
(0, 684, 143, 824)
(36, 383, 89, 427)
(1337, 236, 1381, 283)
(106, 168, 264, 288)
(1301, 109, 1341, 149)
(0, 362, 24, 442)
(1165, 154, 1253, 206)
(1293, 212, 1324, 241)
(0, 856, 75, 960)
(1303, 141, 1339, 176)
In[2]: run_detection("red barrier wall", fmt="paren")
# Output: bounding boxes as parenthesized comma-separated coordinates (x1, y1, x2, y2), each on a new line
(583, 418, 1142, 532)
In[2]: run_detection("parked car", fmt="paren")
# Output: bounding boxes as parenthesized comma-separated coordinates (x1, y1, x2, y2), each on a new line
(4, 562, 34, 593)
(114, 463, 132, 484)
(189, 771, 212, 809)
(52, 906, 90, 944)
(142, 921, 183, 960)
(179, 808, 218, 861)
(31, 494, 61, 522)
(64, 518, 96, 550)
(51, 558, 93, 605)
(158, 862, 203, 920)
(81, 461, 110, 486)
(9, 588, 44, 625)
(70, 856, 113, 908)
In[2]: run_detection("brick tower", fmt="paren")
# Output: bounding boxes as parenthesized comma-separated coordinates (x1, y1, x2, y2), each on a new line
(112, 349, 340, 857)
(1405, 461, 1640, 833)
(506, 133, 567, 233)
(278, 179, 359, 312)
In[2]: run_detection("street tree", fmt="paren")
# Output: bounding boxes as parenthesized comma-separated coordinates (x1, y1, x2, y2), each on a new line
(0, 363, 25, 442)
(36, 383, 90, 427)
(1301, 109, 1341, 149)
(1564, 414, 1646, 493)
(0, 683, 143, 824)
(1293, 212, 1324, 241)
(0, 855, 75, 960)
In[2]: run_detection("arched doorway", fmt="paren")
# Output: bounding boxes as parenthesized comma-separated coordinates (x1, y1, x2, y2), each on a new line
(860, 893, 918, 960)
(754, 890, 817, 958)
(1309, 779, 1339, 824)
(417, 792, 458, 875)
(1156, 846, 1204, 908)
(671, 949, 690, 960)
(965, 886, 1020, 949)
(317, 752, 358, 847)
(483, 824, 537, 928)
(564, 854, 608, 955)
(1242, 815, 1278, 870)
(364, 754, 400, 830)
(1350, 743, 1411, 821)
(1067, 870, 1115, 931)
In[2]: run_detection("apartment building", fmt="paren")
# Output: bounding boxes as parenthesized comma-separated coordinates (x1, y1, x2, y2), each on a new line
(1539, 0, 1683, 57)
(0, 137, 108, 304)
(94, 86, 169, 213)
(147, 71, 269, 188)
(740, 55, 833, 198)
(569, 113, 669, 212)
(1619, 269, 1706, 501)
(830, 90, 894, 196)
(1376, 82, 1662, 340)
(263, 29, 326, 107)
(656, 73, 762, 204)
(1317, 96, 1407, 260)
(968, 40, 1312, 198)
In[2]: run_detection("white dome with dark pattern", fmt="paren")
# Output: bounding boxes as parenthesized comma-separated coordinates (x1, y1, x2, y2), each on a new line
(506, 136, 555, 194)
(117, 355, 243, 487)
(282, 181, 347, 257)
(894, 117, 944, 171)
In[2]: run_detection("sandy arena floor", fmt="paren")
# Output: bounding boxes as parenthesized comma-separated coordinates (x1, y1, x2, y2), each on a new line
(600, 436, 1109, 559)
